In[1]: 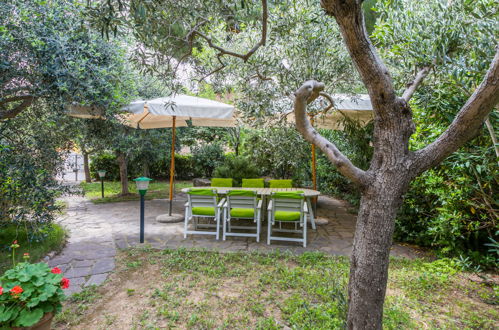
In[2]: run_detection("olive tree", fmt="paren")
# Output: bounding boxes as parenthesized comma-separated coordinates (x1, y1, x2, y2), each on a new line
(89, 0, 499, 328)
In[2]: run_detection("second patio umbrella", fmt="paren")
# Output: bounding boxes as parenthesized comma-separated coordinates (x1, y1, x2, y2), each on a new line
(122, 95, 235, 219)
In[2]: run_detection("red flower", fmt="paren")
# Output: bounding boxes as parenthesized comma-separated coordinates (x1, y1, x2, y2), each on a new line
(13, 240, 17, 244)
(60, 278, 70, 289)
(10, 285, 23, 296)
(0, 286, 3, 295)
(51, 267, 62, 274)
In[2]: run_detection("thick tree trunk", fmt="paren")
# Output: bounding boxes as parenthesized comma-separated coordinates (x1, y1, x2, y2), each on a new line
(347, 173, 409, 329)
(116, 152, 129, 195)
(83, 152, 91, 183)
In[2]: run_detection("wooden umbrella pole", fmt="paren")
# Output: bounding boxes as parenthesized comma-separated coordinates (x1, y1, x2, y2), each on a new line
(168, 116, 176, 216)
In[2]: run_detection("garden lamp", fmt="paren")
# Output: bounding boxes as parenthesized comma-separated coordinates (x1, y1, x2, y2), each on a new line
(97, 170, 106, 198)
(133, 177, 152, 243)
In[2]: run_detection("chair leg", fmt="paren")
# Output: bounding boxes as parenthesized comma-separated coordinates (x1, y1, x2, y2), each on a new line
(303, 215, 308, 248)
(215, 212, 220, 240)
(256, 214, 261, 243)
(267, 211, 271, 245)
(183, 211, 189, 239)
(223, 216, 227, 241)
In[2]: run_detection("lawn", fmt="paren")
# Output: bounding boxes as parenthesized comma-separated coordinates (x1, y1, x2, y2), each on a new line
(55, 247, 498, 329)
(80, 180, 193, 203)
(0, 223, 66, 274)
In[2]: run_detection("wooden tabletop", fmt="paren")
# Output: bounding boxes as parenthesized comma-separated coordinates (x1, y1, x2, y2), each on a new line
(181, 187, 321, 197)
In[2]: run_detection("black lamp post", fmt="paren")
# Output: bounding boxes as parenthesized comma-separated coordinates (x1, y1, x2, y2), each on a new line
(134, 177, 152, 243)
(98, 170, 106, 198)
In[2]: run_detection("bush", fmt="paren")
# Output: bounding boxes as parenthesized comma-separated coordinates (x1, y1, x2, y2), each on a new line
(148, 154, 196, 180)
(191, 143, 225, 178)
(89, 153, 120, 181)
(0, 144, 64, 226)
(213, 155, 260, 187)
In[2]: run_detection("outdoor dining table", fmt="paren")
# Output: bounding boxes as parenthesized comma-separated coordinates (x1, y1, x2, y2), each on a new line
(181, 187, 320, 230)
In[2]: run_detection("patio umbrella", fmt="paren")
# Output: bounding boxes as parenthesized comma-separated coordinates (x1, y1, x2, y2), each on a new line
(121, 95, 235, 220)
(287, 94, 373, 192)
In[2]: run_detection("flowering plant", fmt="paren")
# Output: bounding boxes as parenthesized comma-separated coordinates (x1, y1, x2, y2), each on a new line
(0, 242, 69, 327)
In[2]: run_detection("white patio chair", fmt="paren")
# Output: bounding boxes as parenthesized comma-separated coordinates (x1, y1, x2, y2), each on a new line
(184, 188, 224, 240)
(267, 191, 308, 247)
(222, 190, 262, 242)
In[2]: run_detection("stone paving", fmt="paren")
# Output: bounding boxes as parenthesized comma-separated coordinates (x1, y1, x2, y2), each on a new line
(50, 193, 416, 294)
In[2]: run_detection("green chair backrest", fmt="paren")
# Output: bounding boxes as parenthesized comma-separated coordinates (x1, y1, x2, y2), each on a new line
(272, 191, 304, 199)
(269, 179, 293, 188)
(188, 188, 217, 196)
(227, 190, 258, 212)
(242, 178, 265, 188)
(211, 178, 233, 187)
(270, 191, 305, 215)
(187, 188, 217, 209)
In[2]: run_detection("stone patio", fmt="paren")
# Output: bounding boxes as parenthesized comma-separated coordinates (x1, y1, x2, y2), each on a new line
(50, 193, 416, 294)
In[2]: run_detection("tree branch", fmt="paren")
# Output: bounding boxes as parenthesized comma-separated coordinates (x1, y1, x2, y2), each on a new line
(196, 55, 227, 83)
(189, 0, 268, 63)
(402, 66, 431, 102)
(0, 95, 35, 120)
(293, 80, 369, 186)
(412, 47, 499, 174)
(321, 0, 398, 120)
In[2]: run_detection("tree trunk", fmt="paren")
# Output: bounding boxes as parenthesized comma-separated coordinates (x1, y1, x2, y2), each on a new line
(347, 172, 410, 329)
(83, 152, 91, 183)
(116, 152, 129, 195)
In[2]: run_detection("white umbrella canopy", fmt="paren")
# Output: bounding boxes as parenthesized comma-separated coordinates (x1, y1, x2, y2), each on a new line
(121, 94, 236, 219)
(122, 95, 235, 129)
(286, 94, 373, 130)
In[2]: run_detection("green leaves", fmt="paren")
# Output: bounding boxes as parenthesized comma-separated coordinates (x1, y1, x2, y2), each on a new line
(15, 308, 44, 327)
(0, 262, 65, 327)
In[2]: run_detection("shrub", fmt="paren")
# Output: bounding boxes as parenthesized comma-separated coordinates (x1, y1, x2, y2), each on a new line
(213, 156, 260, 187)
(191, 143, 225, 178)
(89, 153, 120, 181)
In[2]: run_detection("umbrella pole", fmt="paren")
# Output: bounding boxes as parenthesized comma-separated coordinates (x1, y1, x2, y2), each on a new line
(168, 116, 176, 216)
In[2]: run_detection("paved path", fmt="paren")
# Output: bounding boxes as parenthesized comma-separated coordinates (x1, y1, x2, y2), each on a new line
(50, 194, 416, 295)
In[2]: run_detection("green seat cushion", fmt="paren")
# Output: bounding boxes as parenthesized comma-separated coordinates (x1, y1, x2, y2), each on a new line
(272, 191, 304, 199)
(242, 178, 265, 188)
(211, 178, 233, 187)
(269, 179, 293, 188)
(188, 188, 216, 196)
(192, 207, 216, 216)
(274, 211, 301, 221)
(230, 208, 255, 218)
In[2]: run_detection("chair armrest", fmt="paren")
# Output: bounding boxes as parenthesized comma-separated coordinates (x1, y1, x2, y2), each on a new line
(217, 198, 226, 208)
(257, 199, 263, 209)
(267, 200, 273, 211)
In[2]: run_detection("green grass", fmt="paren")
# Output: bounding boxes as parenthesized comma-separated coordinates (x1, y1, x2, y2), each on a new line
(80, 180, 193, 203)
(0, 223, 66, 274)
(55, 248, 499, 329)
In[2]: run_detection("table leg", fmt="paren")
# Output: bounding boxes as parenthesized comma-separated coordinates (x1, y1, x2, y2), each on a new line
(307, 197, 316, 230)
